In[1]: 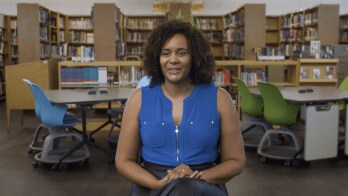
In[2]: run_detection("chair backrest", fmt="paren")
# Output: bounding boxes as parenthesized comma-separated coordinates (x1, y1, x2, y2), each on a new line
(339, 76, 348, 90)
(257, 82, 299, 125)
(23, 79, 67, 127)
(23, 79, 42, 117)
(136, 76, 151, 88)
(233, 77, 263, 117)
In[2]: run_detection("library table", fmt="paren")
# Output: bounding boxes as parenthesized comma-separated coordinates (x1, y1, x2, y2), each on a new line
(44, 87, 135, 161)
(250, 86, 342, 161)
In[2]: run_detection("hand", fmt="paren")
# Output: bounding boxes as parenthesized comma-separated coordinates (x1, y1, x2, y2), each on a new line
(166, 164, 203, 182)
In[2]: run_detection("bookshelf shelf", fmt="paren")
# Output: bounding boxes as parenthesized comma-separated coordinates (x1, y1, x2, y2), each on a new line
(298, 58, 338, 86)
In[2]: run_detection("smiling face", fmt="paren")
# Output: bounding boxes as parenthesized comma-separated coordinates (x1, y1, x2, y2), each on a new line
(160, 34, 192, 85)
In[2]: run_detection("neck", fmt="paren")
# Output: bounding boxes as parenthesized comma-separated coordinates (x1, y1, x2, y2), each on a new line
(162, 81, 194, 100)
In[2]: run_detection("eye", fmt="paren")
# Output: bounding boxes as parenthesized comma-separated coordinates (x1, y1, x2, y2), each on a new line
(177, 49, 188, 57)
(161, 50, 170, 57)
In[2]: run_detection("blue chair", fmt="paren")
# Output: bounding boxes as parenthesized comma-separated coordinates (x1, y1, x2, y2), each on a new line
(107, 75, 151, 147)
(23, 79, 90, 170)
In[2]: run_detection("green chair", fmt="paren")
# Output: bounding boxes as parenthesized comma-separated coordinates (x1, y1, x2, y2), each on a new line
(257, 82, 302, 165)
(338, 76, 348, 148)
(233, 77, 272, 148)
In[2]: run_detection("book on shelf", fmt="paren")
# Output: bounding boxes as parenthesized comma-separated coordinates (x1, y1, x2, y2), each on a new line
(310, 40, 320, 59)
(326, 65, 336, 79)
(60, 66, 108, 86)
(300, 67, 310, 79)
(313, 68, 320, 79)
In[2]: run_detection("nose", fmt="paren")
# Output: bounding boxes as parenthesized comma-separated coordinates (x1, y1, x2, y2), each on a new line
(169, 53, 179, 64)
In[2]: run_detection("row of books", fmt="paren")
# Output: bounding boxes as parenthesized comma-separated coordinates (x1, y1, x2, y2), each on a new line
(223, 44, 244, 59)
(300, 66, 336, 80)
(240, 70, 267, 86)
(223, 10, 245, 28)
(340, 32, 348, 42)
(127, 32, 150, 43)
(280, 29, 302, 42)
(195, 18, 221, 30)
(69, 18, 93, 30)
(68, 31, 94, 44)
(341, 17, 348, 29)
(119, 67, 145, 86)
(223, 28, 244, 43)
(203, 32, 223, 43)
(70, 46, 95, 62)
(254, 47, 285, 60)
(125, 18, 164, 30)
(214, 70, 231, 86)
(60, 66, 107, 86)
(39, 7, 50, 24)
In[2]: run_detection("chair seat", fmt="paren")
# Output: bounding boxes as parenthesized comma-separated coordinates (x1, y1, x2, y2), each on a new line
(107, 108, 124, 116)
(63, 112, 81, 126)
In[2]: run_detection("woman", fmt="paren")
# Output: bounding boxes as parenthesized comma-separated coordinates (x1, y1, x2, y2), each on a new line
(116, 20, 245, 195)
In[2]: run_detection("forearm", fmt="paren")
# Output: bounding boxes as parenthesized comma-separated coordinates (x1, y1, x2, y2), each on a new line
(200, 160, 245, 184)
(116, 160, 163, 189)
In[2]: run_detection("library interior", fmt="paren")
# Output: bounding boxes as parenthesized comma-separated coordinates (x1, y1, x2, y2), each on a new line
(1, 0, 348, 195)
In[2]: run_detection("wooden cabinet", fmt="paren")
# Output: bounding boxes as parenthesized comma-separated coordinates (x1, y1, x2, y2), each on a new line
(298, 59, 338, 86)
(222, 4, 266, 60)
(5, 58, 59, 133)
(339, 14, 348, 44)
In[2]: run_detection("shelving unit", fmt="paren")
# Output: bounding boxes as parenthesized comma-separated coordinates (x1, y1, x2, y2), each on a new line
(67, 15, 94, 62)
(222, 4, 266, 60)
(0, 14, 8, 101)
(123, 15, 165, 58)
(195, 15, 224, 60)
(279, 4, 339, 58)
(298, 58, 338, 86)
(339, 14, 348, 44)
(17, 3, 67, 63)
(58, 61, 143, 90)
(9, 16, 18, 64)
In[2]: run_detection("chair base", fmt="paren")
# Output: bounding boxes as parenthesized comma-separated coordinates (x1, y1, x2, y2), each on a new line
(258, 145, 300, 160)
(28, 124, 50, 154)
(243, 133, 264, 148)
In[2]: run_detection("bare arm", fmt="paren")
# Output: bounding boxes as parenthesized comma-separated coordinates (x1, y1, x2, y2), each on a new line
(199, 88, 246, 184)
(115, 88, 167, 189)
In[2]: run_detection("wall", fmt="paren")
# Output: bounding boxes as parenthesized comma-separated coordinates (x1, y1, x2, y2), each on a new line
(0, 0, 347, 16)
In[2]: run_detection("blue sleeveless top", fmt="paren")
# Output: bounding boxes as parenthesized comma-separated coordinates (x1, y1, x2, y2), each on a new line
(139, 84, 220, 166)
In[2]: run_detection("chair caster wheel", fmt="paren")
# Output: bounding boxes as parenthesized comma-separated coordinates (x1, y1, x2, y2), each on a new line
(32, 161, 39, 168)
(79, 159, 89, 167)
(284, 160, 292, 167)
(260, 156, 267, 164)
(28, 149, 34, 155)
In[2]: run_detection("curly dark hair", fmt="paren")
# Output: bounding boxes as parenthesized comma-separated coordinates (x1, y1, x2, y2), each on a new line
(142, 19, 215, 86)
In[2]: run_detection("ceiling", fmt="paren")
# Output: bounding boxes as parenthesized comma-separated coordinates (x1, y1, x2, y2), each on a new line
(0, 0, 347, 16)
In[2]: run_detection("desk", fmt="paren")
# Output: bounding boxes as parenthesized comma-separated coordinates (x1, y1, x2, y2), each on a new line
(44, 87, 135, 161)
(251, 86, 341, 161)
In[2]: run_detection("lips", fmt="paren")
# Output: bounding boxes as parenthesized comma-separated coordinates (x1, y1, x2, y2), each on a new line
(167, 67, 181, 74)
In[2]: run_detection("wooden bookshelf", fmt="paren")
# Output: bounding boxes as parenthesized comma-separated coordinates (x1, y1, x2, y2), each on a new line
(17, 3, 67, 63)
(0, 13, 8, 101)
(339, 14, 348, 44)
(123, 15, 166, 58)
(279, 4, 339, 58)
(298, 58, 338, 86)
(67, 15, 94, 62)
(9, 16, 18, 64)
(195, 15, 224, 60)
(93, 3, 120, 61)
(222, 4, 266, 60)
(266, 16, 280, 47)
